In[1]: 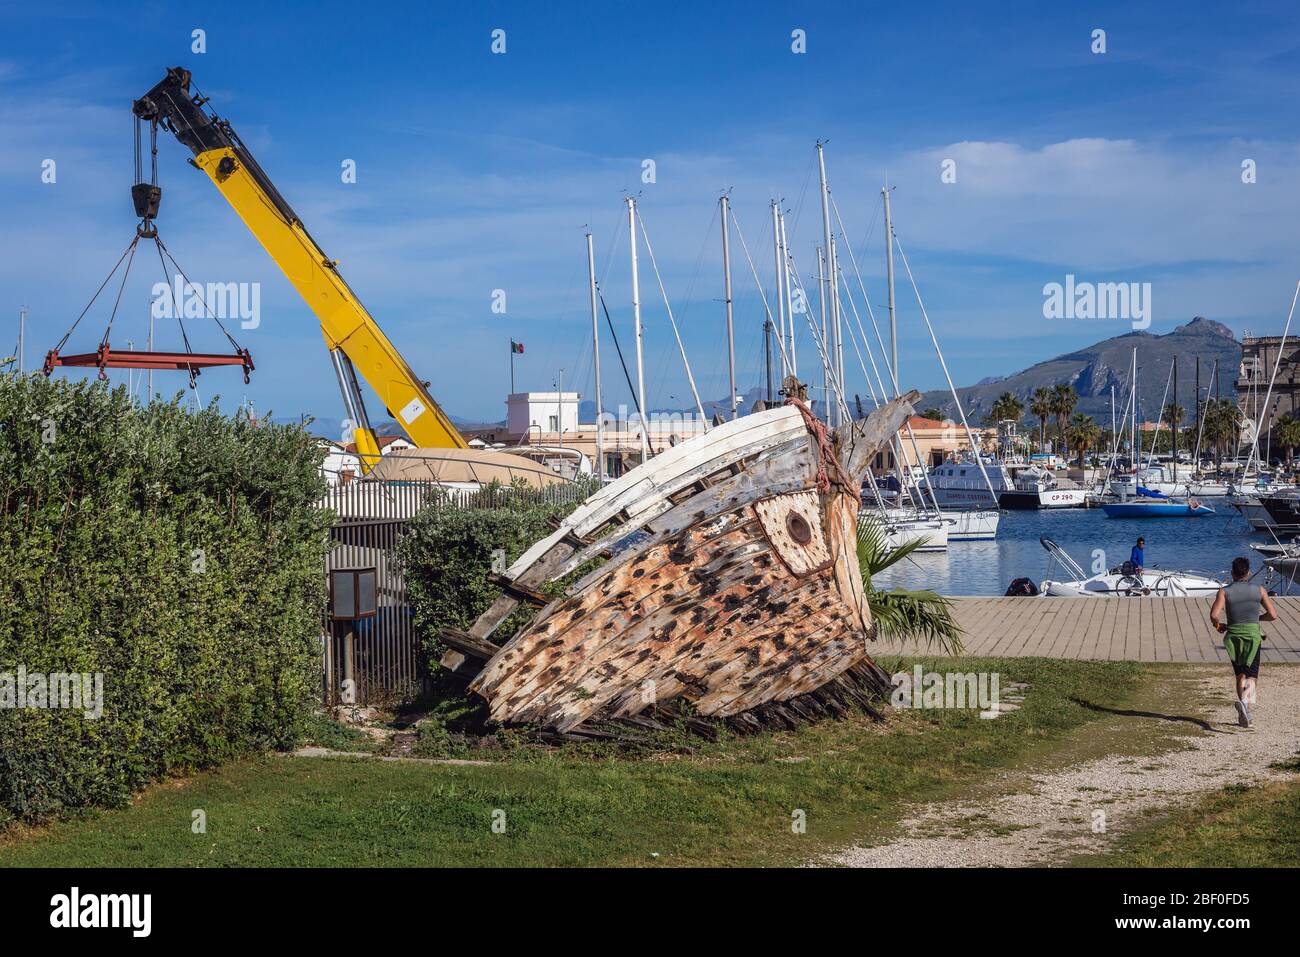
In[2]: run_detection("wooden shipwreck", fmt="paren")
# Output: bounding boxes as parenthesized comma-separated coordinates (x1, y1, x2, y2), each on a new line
(441, 382, 920, 735)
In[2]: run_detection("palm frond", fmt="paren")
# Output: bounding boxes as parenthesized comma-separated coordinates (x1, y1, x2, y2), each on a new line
(869, 588, 964, 655)
(856, 517, 964, 654)
(857, 518, 929, 575)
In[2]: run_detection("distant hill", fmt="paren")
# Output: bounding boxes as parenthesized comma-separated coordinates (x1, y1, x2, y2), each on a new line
(914, 318, 1240, 425)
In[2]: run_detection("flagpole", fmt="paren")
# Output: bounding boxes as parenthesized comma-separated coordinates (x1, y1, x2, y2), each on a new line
(510, 340, 516, 394)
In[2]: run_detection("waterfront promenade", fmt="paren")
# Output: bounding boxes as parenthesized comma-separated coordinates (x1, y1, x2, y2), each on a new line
(873, 596, 1300, 663)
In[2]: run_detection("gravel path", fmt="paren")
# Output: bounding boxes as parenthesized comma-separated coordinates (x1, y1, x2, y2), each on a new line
(824, 666, 1300, 867)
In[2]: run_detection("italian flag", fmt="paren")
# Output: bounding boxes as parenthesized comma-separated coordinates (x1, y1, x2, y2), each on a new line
(510, 340, 525, 354)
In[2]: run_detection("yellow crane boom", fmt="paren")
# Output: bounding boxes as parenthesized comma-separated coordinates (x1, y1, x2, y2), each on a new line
(133, 68, 467, 467)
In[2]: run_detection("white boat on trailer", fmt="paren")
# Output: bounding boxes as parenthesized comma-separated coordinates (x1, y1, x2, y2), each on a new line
(1036, 536, 1223, 598)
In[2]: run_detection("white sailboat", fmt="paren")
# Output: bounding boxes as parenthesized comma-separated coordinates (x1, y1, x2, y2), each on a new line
(860, 510, 949, 552)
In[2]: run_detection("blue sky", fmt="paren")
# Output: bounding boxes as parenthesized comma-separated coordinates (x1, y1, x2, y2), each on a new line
(4, 1, 1300, 427)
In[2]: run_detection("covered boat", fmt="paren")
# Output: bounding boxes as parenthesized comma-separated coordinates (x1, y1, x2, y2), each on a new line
(438, 381, 920, 733)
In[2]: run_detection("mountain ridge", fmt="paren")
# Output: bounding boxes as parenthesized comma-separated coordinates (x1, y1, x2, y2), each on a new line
(914, 317, 1240, 424)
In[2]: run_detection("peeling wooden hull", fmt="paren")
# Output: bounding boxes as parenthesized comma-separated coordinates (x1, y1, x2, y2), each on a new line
(443, 388, 920, 732)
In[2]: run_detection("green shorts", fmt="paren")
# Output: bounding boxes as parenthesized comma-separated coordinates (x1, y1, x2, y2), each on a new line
(1224, 623, 1262, 678)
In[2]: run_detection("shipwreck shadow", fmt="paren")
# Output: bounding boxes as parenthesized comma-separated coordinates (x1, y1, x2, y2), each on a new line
(1067, 697, 1226, 734)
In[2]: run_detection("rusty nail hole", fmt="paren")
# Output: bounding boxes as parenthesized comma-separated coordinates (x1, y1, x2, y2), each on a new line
(786, 512, 813, 544)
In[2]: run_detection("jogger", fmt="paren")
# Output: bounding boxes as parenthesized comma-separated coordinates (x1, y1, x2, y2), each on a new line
(1209, 556, 1278, 728)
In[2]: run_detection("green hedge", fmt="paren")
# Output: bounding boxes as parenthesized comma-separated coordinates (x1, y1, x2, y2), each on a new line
(397, 482, 597, 666)
(0, 375, 331, 824)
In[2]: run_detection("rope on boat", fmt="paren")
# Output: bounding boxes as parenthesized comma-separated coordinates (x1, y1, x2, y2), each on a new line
(785, 395, 860, 503)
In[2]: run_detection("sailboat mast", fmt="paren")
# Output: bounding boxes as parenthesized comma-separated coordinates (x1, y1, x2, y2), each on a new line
(626, 196, 649, 463)
(1110, 385, 1115, 469)
(778, 210, 797, 374)
(720, 194, 737, 420)
(1195, 356, 1201, 442)
(1134, 357, 1140, 468)
(771, 200, 787, 377)
(816, 245, 829, 420)
(816, 143, 840, 426)
(883, 185, 899, 396)
(1173, 356, 1179, 480)
(585, 230, 605, 482)
(831, 236, 845, 413)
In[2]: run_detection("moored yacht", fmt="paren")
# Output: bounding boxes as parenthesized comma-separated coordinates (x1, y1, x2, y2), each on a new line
(860, 511, 949, 552)
(881, 506, 1000, 541)
(1107, 464, 1184, 498)
(1230, 494, 1277, 530)
(926, 456, 1088, 509)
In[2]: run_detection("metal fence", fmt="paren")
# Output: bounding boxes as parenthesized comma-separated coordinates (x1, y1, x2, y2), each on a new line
(318, 479, 590, 705)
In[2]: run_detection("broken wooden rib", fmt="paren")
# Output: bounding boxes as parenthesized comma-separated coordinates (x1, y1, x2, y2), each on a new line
(444, 387, 920, 732)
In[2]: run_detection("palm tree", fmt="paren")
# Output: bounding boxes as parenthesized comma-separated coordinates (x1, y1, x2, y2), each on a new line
(1050, 383, 1078, 455)
(1030, 387, 1053, 452)
(857, 524, 962, 654)
(988, 391, 1024, 426)
(1274, 415, 1300, 466)
(1201, 398, 1241, 466)
(1066, 412, 1101, 467)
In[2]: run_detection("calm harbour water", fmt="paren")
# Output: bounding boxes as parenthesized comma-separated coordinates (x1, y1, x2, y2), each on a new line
(871, 500, 1271, 596)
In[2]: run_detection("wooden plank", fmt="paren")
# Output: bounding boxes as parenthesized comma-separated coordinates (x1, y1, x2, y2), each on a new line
(558, 436, 815, 584)
(835, 390, 922, 477)
(505, 406, 809, 576)
(965, 598, 1010, 655)
(476, 518, 771, 711)
(1075, 594, 1101, 659)
(985, 599, 1028, 657)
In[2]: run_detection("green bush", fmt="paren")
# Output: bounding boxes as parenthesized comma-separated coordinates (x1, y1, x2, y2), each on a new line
(396, 481, 597, 666)
(0, 374, 332, 823)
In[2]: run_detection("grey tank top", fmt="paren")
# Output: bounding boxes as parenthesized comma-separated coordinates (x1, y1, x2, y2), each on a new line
(1224, 581, 1262, 624)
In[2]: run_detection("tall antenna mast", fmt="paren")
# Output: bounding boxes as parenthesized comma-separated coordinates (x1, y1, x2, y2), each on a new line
(586, 230, 605, 482)
(626, 196, 649, 463)
(17, 306, 26, 375)
(720, 193, 737, 420)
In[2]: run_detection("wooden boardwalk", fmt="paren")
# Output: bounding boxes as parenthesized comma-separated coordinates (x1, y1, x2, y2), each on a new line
(871, 596, 1300, 663)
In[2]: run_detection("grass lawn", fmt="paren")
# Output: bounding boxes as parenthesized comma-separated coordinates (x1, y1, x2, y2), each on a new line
(0, 657, 1142, 867)
(1087, 758, 1300, 868)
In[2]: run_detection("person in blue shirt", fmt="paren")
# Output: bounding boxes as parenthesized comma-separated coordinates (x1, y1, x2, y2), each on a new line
(1130, 537, 1145, 574)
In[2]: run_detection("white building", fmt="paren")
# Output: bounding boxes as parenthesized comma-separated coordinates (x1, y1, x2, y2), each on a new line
(319, 440, 362, 486)
(507, 391, 580, 438)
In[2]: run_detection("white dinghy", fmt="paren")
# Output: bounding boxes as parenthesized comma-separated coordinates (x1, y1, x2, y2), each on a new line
(1037, 537, 1223, 598)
